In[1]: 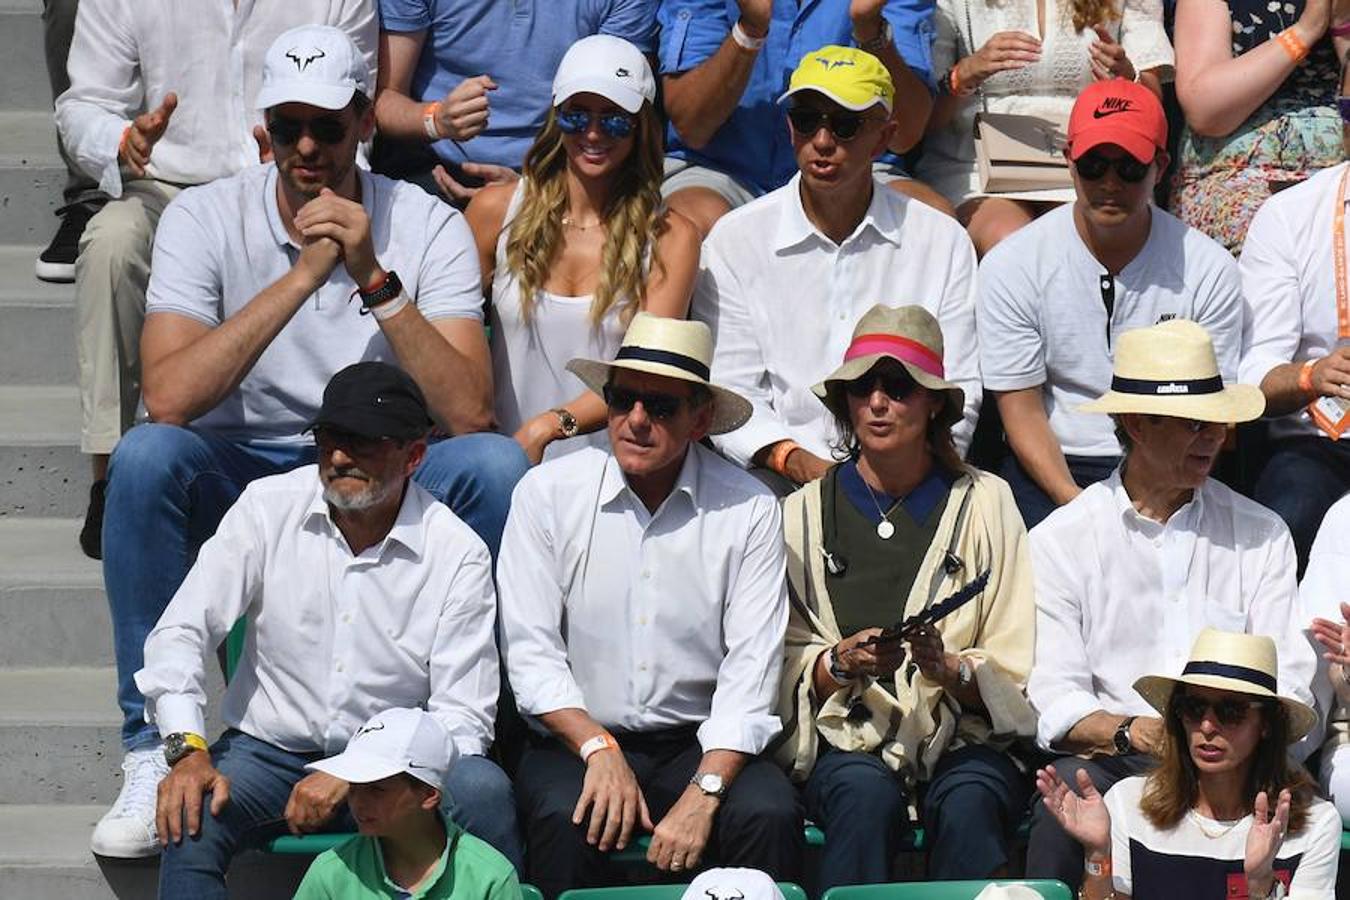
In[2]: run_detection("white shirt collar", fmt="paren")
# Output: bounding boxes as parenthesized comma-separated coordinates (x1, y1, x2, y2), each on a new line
(599, 443, 702, 516)
(1107, 465, 1206, 530)
(302, 474, 429, 559)
(772, 174, 905, 253)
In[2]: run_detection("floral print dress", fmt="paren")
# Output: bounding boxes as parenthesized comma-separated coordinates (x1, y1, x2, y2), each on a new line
(1170, 0, 1340, 254)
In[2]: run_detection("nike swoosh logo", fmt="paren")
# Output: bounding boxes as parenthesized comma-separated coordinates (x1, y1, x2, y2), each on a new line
(1092, 108, 1131, 119)
(355, 723, 386, 736)
(407, 762, 434, 769)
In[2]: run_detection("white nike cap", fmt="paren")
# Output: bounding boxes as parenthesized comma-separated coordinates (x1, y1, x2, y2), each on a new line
(681, 868, 786, 900)
(256, 24, 370, 111)
(307, 708, 456, 790)
(552, 34, 655, 114)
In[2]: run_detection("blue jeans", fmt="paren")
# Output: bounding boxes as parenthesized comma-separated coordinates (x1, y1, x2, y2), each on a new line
(803, 745, 1028, 889)
(1254, 436, 1350, 575)
(103, 423, 529, 750)
(159, 730, 523, 898)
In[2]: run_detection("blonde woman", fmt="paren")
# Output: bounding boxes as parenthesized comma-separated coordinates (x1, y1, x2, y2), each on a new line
(466, 35, 700, 465)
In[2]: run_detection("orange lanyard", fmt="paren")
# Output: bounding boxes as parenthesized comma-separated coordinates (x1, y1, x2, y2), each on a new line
(1335, 166, 1350, 339)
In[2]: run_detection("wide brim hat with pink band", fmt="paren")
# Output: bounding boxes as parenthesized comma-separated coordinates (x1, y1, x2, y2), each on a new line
(811, 304, 964, 428)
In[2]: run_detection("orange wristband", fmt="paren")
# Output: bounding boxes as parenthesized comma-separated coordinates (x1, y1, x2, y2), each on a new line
(118, 125, 132, 162)
(767, 440, 801, 477)
(1299, 359, 1318, 396)
(1276, 27, 1309, 63)
(422, 101, 443, 140)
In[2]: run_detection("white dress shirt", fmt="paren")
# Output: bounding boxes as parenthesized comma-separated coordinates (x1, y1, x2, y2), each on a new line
(1027, 471, 1316, 755)
(692, 175, 981, 466)
(1239, 161, 1349, 441)
(979, 203, 1244, 458)
(135, 466, 499, 757)
(55, 0, 377, 197)
(497, 444, 788, 754)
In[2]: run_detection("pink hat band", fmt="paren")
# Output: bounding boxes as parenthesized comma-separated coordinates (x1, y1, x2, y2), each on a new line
(843, 333, 944, 379)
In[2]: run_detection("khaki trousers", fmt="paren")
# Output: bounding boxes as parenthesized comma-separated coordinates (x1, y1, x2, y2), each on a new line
(75, 179, 183, 454)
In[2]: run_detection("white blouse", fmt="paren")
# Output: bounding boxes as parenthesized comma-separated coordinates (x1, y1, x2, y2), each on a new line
(915, 0, 1175, 206)
(489, 184, 626, 462)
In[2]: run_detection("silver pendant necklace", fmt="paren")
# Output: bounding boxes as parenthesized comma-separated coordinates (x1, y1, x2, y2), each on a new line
(860, 473, 904, 540)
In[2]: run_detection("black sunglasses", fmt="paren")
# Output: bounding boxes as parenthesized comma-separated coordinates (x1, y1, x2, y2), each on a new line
(313, 426, 395, 456)
(787, 106, 879, 142)
(1074, 150, 1152, 183)
(266, 113, 349, 146)
(843, 371, 919, 402)
(602, 384, 688, 420)
(556, 108, 636, 140)
(1173, 692, 1266, 727)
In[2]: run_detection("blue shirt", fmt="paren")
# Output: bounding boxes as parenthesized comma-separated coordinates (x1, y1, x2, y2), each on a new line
(657, 0, 935, 195)
(380, 0, 658, 169)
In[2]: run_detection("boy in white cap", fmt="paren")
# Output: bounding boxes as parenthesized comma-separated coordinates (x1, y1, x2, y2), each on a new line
(95, 22, 528, 865)
(295, 708, 520, 900)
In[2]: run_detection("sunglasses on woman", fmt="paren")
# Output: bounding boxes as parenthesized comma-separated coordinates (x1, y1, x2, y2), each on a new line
(843, 371, 918, 401)
(603, 384, 687, 419)
(1073, 151, 1152, 183)
(786, 106, 879, 142)
(556, 108, 636, 140)
(1173, 692, 1267, 727)
(266, 113, 349, 146)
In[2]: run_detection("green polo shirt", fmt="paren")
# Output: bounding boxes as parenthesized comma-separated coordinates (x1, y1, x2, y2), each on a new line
(293, 821, 520, 900)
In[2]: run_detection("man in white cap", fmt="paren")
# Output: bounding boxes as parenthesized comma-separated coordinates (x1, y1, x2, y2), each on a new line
(54, 0, 377, 561)
(692, 45, 980, 489)
(137, 363, 517, 896)
(93, 25, 529, 861)
(497, 314, 803, 897)
(1024, 319, 1316, 891)
(295, 708, 520, 900)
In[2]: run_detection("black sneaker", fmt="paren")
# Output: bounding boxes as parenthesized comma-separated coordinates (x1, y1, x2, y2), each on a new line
(80, 479, 107, 560)
(35, 203, 98, 283)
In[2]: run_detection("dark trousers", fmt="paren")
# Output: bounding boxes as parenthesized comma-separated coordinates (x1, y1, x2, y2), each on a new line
(1025, 752, 1154, 892)
(803, 745, 1030, 890)
(999, 453, 1120, 530)
(515, 729, 804, 899)
(1254, 436, 1350, 575)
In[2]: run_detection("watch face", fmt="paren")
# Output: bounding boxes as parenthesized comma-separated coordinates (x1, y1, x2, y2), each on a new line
(698, 773, 723, 794)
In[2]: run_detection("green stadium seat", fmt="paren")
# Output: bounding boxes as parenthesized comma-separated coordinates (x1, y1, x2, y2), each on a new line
(822, 881, 1072, 900)
(522, 886, 545, 900)
(560, 883, 808, 900)
(266, 833, 351, 854)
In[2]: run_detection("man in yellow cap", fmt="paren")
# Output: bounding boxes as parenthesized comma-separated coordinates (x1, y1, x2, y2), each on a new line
(693, 45, 981, 492)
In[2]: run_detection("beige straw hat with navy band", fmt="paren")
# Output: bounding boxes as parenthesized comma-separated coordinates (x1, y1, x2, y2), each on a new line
(1133, 629, 1317, 742)
(1078, 319, 1265, 422)
(566, 313, 753, 435)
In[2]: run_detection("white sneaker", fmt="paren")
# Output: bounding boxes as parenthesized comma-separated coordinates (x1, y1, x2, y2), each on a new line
(90, 746, 169, 858)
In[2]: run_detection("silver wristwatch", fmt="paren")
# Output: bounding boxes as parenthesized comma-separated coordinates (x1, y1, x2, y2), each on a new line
(690, 772, 726, 798)
(854, 18, 893, 55)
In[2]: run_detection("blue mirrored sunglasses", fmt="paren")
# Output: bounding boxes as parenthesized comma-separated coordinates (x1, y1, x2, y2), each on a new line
(556, 108, 636, 140)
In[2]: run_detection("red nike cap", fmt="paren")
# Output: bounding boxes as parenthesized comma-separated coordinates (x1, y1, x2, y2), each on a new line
(1067, 79, 1167, 163)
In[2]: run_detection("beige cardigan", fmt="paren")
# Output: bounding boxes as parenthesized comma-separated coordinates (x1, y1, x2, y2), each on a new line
(773, 467, 1038, 784)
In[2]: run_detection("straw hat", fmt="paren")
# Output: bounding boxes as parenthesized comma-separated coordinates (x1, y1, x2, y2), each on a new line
(812, 304, 964, 428)
(567, 313, 752, 435)
(1133, 629, 1317, 741)
(1078, 319, 1264, 422)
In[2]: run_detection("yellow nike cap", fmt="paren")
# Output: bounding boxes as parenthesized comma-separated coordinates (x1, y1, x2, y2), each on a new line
(778, 45, 894, 113)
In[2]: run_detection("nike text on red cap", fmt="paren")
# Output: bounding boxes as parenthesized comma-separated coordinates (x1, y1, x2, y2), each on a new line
(1066, 79, 1167, 164)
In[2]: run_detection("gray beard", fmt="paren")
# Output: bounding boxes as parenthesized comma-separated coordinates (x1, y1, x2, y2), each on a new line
(323, 477, 398, 512)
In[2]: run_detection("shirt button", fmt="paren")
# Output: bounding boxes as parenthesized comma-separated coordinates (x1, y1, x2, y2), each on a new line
(342, 614, 352, 624)
(335, 662, 344, 673)
(639, 615, 648, 625)
(641, 570, 651, 579)
(639, 663, 649, 672)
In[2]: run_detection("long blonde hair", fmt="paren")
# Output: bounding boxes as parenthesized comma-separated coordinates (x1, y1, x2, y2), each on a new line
(1069, 0, 1118, 33)
(503, 102, 667, 328)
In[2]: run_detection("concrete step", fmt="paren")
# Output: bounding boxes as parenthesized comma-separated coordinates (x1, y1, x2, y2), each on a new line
(0, 111, 65, 245)
(0, 244, 77, 385)
(0, 518, 110, 666)
(0, 804, 312, 900)
(0, 0, 54, 112)
(0, 384, 85, 519)
(0, 668, 121, 805)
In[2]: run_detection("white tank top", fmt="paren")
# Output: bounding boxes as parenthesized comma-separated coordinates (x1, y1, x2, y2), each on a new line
(489, 183, 627, 462)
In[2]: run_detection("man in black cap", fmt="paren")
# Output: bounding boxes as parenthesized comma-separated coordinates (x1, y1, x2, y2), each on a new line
(134, 362, 515, 897)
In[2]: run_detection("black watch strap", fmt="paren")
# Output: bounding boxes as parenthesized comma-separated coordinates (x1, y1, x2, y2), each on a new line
(357, 269, 402, 310)
(1114, 716, 1136, 756)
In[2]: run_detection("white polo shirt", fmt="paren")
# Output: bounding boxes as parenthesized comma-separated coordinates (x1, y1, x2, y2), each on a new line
(979, 204, 1244, 458)
(145, 163, 483, 446)
(692, 175, 982, 467)
(1239, 161, 1349, 441)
